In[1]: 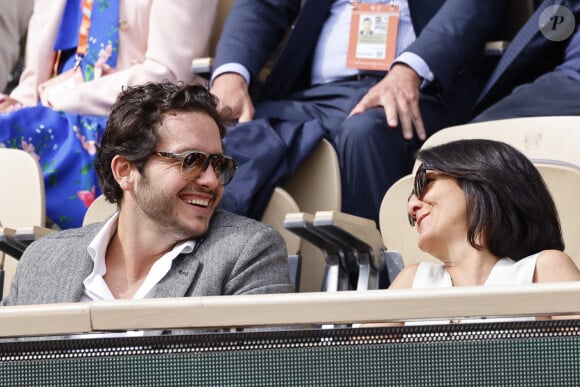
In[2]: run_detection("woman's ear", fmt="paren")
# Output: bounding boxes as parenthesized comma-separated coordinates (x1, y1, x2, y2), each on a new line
(111, 155, 136, 192)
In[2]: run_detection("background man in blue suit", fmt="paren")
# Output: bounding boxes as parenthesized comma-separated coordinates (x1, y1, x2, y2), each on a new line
(211, 0, 506, 225)
(473, 0, 580, 121)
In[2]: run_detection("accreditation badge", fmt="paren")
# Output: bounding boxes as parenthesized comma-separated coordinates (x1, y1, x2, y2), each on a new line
(346, 2, 400, 71)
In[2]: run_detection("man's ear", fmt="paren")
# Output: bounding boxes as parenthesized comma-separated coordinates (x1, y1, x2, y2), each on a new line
(111, 155, 136, 192)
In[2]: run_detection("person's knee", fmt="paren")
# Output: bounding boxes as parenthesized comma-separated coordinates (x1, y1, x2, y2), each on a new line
(338, 109, 388, 149)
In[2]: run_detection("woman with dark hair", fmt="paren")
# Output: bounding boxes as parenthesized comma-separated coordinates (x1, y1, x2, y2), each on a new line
(390, 139, 580, 320)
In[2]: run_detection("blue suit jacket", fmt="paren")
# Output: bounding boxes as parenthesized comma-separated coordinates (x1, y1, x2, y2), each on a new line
(214, 0, 506, 114)
(213, 0, 506, 219)
(474, 0, 580, 114)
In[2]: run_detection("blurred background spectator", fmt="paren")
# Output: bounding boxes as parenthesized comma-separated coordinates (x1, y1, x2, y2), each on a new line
(473, 0, 580, 121)
(210, 0, 506, 226)
(0, 0, 217, 229)
(0, 0, 33, 93)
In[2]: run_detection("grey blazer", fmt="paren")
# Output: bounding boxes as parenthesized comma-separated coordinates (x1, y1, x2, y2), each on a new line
(3, 210, 294, 306)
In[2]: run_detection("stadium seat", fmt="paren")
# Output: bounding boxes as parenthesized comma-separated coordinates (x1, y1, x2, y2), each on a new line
(414, 116, 580, 172)
(0, 148, 45, 299)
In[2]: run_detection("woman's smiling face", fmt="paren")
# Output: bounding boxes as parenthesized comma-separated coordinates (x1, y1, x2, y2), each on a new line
(407, 171, 469, 258)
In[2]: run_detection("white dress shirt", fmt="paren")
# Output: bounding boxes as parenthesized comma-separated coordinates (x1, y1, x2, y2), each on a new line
(81, 212, 196, 302)
(213, 0, 434, 87)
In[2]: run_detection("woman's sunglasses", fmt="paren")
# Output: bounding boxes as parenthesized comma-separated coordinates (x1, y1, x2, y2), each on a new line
(408, 163, 429, 226)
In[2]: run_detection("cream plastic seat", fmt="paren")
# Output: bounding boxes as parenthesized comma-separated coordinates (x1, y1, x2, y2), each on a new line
(414, 116, 580, 172)
(81, 194, 117, 226)
(283, 139, 341, 215)
(261, 187, 302, 291)
(0, 148, 45, 299)
(533, 161, 580, 267)
(283, 138, 341, 292)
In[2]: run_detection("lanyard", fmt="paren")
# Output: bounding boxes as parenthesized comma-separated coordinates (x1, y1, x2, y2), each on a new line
(52, 0, 94, 75)
(74, 0, 94, 69)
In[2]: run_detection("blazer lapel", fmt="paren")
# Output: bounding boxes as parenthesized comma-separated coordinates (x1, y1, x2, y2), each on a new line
(261, 0, 335, 101)
(476, 0, 565, 107)
(153, 249, 203, 298)
(60, 253, 94, 303)
(408, 0, 446, 35)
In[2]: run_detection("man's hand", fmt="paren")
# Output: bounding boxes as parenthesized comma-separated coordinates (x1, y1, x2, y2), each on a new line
(349, 64, 425, 141)
(0, 94, 24, 113)
(210, 72, 255, 123)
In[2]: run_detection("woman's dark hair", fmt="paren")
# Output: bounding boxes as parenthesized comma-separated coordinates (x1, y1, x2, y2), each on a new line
(415, 138, 564, 260)
(95, 80, 231, 204)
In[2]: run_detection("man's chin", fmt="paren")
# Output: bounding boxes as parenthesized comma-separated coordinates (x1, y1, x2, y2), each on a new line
(184, 220, 210, 239)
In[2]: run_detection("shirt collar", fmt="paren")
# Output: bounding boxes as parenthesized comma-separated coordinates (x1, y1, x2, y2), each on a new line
(84, 213, 197, 300)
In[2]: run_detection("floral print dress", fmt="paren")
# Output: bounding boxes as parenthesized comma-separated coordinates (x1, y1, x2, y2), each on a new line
(0, 0, 118, 229)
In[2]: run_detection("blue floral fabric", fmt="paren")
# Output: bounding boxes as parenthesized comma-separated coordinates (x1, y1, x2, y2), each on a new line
(0, 0, 118, 229)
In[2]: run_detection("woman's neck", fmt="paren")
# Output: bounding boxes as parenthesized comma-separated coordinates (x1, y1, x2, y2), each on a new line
(441, 244, 500, 286)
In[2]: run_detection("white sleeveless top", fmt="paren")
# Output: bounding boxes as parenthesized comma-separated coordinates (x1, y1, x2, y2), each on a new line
(407, 253, 540, 325)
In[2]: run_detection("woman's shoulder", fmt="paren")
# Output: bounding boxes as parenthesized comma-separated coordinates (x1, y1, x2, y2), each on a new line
(389, 261, 451, 289)
(534, 249, 580, 283)
(388, 263, 421, 289)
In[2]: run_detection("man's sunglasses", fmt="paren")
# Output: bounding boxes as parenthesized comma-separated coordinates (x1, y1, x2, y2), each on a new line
(154, 150, 238, 185)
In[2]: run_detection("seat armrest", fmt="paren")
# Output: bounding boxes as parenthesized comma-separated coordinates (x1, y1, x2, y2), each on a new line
(485, 40, 510, 56)
(284, 212, 351, 292)
(0, 227, 35, 260)
(33, 225, 57, 239)
(313, 211, 386, 290)
(313, 211, 383, 263)
(191, 57, 214, 75)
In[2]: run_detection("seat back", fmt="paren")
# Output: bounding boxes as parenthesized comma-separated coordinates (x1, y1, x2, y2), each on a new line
(261, 187, 301, 257)
(283, 139, 342, 292)
(283, 139, 341, 215)
(533, 161, 580, 267)
(0, 148, 45, 229)
(415, 116, 580, 172)
(379, 174, 437, 266)
(261, 187, 302, 291)
(0, 148, 45, 298)
(82, 195, 117, 226)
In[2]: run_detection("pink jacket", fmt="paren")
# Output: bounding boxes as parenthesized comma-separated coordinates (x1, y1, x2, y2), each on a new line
(11, 0, 217, 116)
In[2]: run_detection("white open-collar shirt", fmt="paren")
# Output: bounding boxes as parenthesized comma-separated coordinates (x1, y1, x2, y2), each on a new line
(81, 212, 196, 302)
